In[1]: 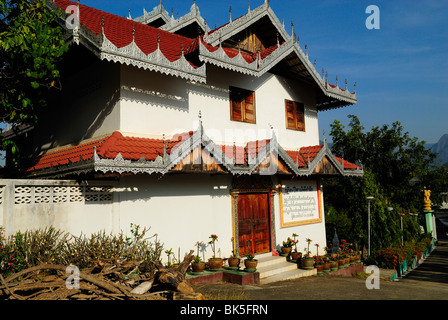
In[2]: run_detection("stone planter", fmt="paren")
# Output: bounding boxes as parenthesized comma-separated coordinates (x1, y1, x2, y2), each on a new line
(344, 257, 350, 266)
(315, 264, 324, 275)
(208, 258, 223, 271)
(301, 258, 314, 270)
(244, 259, 258, 272)
(227, 257, 240, 269)
(281, 247, 292, 256)
(191, 262, 205, 273)
(290, 251, 302, 262)
(330, 260, 339, 271)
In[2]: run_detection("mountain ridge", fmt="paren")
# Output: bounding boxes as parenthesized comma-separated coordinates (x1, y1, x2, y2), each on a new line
(430, 134, 448, 167)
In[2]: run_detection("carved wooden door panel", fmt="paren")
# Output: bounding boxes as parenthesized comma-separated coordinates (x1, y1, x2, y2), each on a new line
(237, 193, 270, 257)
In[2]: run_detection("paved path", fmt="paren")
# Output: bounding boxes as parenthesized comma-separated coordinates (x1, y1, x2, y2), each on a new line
(192, 239, 448, 301)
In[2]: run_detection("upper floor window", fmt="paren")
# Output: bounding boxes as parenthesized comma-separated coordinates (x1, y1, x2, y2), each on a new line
(230, 86, 256, 124)
(285, 99, 305, 131)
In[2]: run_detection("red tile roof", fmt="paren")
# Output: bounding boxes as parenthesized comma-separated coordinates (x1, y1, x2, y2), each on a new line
(53, 0, 199, 65)
(27, 135, 108, 171)
(27, 131, 360, 174)
(27, 131, 186, 172)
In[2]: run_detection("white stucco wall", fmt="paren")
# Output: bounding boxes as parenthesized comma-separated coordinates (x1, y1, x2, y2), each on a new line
(0, 179, 117, 238)
(118, 65, 319, 150)
(1, 176, 327, 261)
(116, 174, 234, 262)
(272, 178, 327, 257)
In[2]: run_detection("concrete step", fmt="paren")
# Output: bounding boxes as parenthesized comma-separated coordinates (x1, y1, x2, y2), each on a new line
(252, 255, 316, 284)
(260, 268, 316, 284)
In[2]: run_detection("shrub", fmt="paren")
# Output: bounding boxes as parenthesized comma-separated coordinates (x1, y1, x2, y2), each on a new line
(366, 237, 433, 270)
(0, 225, 163, 277)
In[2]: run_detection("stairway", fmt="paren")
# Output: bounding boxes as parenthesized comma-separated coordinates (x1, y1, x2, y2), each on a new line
(255, 254, 316, 284)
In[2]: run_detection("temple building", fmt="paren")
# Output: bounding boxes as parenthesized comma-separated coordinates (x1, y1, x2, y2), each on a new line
(1, 0, 362, 260)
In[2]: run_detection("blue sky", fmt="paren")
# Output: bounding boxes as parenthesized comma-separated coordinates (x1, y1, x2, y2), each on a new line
(82, 0, 448, 144)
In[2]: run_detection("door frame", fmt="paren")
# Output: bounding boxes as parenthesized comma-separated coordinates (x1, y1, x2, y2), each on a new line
(230, 188, 277, 257)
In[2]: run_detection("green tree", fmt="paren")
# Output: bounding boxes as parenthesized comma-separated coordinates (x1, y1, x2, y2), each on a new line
(0, 0, 67, 162)
(324, 115, 440, 253)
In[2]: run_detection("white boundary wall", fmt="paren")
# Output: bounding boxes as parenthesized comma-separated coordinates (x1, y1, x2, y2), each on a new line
(0, 176, 327, 261)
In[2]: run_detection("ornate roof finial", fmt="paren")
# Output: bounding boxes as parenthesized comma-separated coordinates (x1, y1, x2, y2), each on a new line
(248, 2, 251, 13)
(345, 79, 348, 90)
(291, 21, 296, 42)
(314, 59, 316, 67)
(354, 82, 357, 93)
(336, 75, 338, 87)
(229, 6, 232, 22)
(305, 44, 308, 57)
(128, 8, 131, 19)
(325, 71, 328, 84)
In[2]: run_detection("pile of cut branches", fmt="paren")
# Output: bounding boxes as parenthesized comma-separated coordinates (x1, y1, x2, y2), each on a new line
(0, 250, 203, 300)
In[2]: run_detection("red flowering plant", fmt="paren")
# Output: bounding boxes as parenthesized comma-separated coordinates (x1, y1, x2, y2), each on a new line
(302, 238, 313, 259)
(292, 233, 299, 252)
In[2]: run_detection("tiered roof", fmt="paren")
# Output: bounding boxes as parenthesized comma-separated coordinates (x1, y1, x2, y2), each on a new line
(29, 1, 363, 178)
(26, 125, 363, 178)
(49, 0, 357, 110)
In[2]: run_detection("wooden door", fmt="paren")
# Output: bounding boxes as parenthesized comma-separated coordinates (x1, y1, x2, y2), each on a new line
(237, 193, 270, 257)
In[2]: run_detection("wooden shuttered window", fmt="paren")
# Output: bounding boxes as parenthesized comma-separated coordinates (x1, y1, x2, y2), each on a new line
(285, 99, 305, 131)
(230, 87, 256, 124)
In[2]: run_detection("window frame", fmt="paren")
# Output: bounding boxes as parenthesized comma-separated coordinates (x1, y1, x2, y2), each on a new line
(229, 86, 256, 124)
(285, 99, 305, 132)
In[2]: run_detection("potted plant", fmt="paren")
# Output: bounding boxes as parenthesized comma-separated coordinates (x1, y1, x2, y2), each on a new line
(208, 234, 223, 271)
(314, 255, 324, 274)
(281, 237, 294, 256)
(340, 239, 351, 266)
(191, 241, 205, 273)
(227, 237, 240, 269)
(329, 255, 339, 271)
(301, 238, 314, 270)
(290, 233, 302, 262)
(322, 255, 331, 273)
(244, 252, 258, 272)
(338, 251, 346, 269)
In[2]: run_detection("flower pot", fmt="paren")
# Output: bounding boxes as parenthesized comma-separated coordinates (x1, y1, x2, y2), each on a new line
(330, 260, 339, 271)
(281, 247, 292, 256)
(323, 262, 331, 273)
(191, 262, 205, 273)
(338, 259, 345, 269)
(350, 255, 357, 265)
(244, 259, 258, 272)
(301, 258, 314, 270)
(290, 251, 302, 262)
(208, 258, 223, 271)
(315, 264, 324, 274)
(344, 257, 350, 266)
(227, 257, 240, 269)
